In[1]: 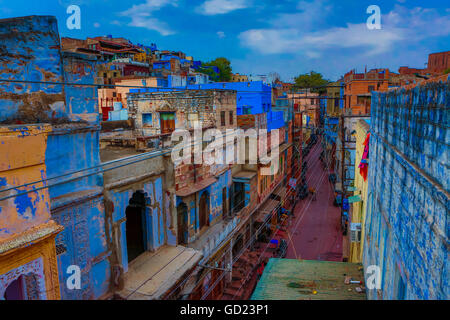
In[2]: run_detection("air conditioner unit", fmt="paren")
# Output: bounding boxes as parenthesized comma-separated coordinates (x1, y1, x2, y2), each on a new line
(350, 223, 361, 243)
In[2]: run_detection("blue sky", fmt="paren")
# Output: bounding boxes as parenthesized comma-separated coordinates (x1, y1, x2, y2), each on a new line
(1, 0, 449, 81)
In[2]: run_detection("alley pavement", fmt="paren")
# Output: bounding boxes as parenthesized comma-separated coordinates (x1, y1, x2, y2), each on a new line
(285, 139, 343, 261)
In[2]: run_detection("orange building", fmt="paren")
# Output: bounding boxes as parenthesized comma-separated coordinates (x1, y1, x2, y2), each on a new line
(0, 125, 63, 300)
(98, 77, 160, 120)
(288, 92, 320, 127)
(427, 51, 450, 74)
(343, 69, 390, 115)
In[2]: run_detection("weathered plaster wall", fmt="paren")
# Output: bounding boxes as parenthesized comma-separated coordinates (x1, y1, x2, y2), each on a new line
(176, 169, 232, 244)
(0, 125, 52, 239)
(350, 120, 370, 263)
(363, 81, 449, 300)
(0, 16, 65, 123)
(208, 169, 232, 225)
(128, 90, 237, 136)
(106, 176, 165, 273)
(0, 16, 110, 300)
(62, 51, 100, 124)
(53, 196, 109, 300)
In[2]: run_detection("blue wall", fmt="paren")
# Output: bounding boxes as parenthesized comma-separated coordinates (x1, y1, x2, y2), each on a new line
(0, 16, 110, 300)
(130, 81, 286, 130)
(363, 79, 449, 300)
(109, 177, 165, 273)
(0, 16, 65, 122)
(183, 81, 272, 116)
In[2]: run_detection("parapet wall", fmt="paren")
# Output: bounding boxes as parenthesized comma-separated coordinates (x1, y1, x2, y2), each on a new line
(364, 79, 449, 300)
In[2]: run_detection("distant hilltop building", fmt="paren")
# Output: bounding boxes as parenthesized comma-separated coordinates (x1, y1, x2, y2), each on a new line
(231, 73, 249, 82)
(426, 50, 450, 74)
(398, 50, 450, 76)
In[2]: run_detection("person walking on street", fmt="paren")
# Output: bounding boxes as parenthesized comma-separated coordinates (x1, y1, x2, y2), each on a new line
(309, 187, 317, 201)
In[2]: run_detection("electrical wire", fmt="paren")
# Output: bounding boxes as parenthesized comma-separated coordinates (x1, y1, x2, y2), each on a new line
(199, 134, 334, 300)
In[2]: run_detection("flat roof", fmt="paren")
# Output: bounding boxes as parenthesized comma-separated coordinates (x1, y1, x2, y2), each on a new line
(233, 170, 257, 180)
(118, 246, 202, 300)
(251, 258, 366, 300)
(100, 146, 143, 163)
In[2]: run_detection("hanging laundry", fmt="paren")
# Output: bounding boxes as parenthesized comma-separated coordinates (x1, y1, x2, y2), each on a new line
(358, 133, 371, 181)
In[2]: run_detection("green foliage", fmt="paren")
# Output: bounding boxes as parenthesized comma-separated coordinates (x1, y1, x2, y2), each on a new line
(294, 71, 330, 93)
(198, 66, 219, 81)
(444, 68, 450, 75)
(198, 57, 232, 82)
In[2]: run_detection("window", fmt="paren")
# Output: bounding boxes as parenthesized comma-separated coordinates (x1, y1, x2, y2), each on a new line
(142, 113, 152, 127)
(229, 111, 234, 125)
(221, 111, 226, 126)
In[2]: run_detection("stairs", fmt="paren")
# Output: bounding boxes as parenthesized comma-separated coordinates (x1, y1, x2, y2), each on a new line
(222, 249, 261, 300)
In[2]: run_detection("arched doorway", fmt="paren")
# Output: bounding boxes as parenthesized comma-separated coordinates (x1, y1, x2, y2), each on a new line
(3, 276, 24, 300)
(126, 191, 147, 263)
(177, 202, 188, 245)
(3, 273, 41, 300)
(199, 192, 210, 230)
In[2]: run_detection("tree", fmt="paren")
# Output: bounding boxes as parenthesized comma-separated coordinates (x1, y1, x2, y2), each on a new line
(444, 68, 450, 75)
(294, 71, 330, 93)
(268, 72, 281, 84)
(198, 57, 232, 82)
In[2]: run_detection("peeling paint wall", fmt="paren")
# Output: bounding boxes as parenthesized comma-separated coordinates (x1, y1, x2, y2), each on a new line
(0, 16, 65, 123)
(106, 176, 165, 273)
(0, 16, 109, 300)
(127, 89, 237, 136)
(62, 51, 100, 124)
(175, 169, 232, 244)
(53, 197, 109, 300)
(363, 81, 449, 300)
(0, 125, 52, 239)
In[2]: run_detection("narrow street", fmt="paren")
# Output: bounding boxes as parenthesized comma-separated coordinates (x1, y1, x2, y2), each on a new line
(285, 138, 343, 261)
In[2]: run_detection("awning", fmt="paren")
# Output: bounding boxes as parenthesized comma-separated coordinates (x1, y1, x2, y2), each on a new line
(175, 176, 217, 197)
(255, 199, 279, 223)
(348, 195, 362, 203)
(118, 246, 203, 300)
(232, 170, 257, 183)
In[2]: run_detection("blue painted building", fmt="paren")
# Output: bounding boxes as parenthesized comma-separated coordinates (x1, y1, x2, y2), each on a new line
(183, 81, 285, 131)
(363, 79, 449, 300)
(130, 81, 285, 131)
(185, 81, 271, 115)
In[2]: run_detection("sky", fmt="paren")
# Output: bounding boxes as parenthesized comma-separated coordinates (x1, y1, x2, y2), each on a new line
(0, 0, 449, 81)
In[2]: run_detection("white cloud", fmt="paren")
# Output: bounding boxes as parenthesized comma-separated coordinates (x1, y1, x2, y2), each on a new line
(239, 4, 450, 57)
(270, 0, 333, 30)
(217, 31, 226, 38)
(120, 0, 178, 36)
(197, 0, 251, 15)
